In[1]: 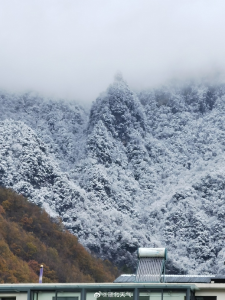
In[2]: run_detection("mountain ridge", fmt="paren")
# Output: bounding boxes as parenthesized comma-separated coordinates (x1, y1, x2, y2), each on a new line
(1, 78, 225, 274)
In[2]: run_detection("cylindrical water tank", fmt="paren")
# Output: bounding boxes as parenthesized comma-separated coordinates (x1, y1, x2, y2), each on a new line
(138, 248, 167, 259)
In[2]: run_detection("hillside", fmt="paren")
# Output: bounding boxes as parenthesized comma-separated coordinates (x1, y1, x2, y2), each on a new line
(1, 77, 225, 274)
(0, 186, 118, 283)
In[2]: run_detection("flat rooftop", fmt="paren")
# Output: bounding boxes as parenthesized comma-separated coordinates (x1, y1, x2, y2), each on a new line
(114, 274, 225, 283)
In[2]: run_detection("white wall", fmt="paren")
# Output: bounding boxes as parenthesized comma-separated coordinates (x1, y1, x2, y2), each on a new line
(140, 292, 186, 300)
(196, 290, 224, 300)
(35, 292, 80, 300)
(0, 293, 27, 300)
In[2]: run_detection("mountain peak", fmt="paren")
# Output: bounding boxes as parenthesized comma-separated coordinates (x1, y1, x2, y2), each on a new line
(88, 77, 146, 142)
(114, 71, 124, 82)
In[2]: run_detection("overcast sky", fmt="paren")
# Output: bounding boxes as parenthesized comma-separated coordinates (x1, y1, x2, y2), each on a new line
(1, 0, 225, 105)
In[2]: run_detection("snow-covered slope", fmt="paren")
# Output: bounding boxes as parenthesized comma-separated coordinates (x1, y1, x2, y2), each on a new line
(0, 92, 88, 170)
(1, 77, 225, 274)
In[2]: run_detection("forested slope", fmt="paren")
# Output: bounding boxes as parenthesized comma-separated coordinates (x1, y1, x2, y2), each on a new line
(0, 186, 118, 283)
(1, 77, 225, 275)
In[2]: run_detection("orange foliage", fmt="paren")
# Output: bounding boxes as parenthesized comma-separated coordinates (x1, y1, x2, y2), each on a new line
(0, 186, 118, 283)
(0, 205, 5, 215)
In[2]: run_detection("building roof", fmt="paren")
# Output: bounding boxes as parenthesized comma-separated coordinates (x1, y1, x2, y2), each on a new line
(114, 274, 225, 283)
(0, 282, 197, 291)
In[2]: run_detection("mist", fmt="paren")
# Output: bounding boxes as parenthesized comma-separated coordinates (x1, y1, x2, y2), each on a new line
(1, 0, 225, 105)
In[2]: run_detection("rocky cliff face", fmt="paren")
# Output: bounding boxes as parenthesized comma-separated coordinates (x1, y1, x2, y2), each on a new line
(1, 78, 225, 274)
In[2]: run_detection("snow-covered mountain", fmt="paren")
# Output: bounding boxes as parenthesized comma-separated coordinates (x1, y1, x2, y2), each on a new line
(1, 76, 225, 274)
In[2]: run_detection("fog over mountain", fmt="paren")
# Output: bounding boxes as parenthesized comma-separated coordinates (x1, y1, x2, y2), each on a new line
(1, 76, 225, 275)
(1, 0, 225, 275)
(1, 0, 225, 103)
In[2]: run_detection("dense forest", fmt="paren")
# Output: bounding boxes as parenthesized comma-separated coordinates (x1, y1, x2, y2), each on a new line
(2, 77, 225, 274)
(0, 186, 118, 283)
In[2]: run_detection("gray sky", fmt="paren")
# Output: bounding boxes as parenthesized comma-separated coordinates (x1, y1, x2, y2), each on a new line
(1, 0, 225, 105)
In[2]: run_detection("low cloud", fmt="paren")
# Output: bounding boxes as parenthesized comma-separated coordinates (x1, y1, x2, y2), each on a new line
(1, 0, 225, 105)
